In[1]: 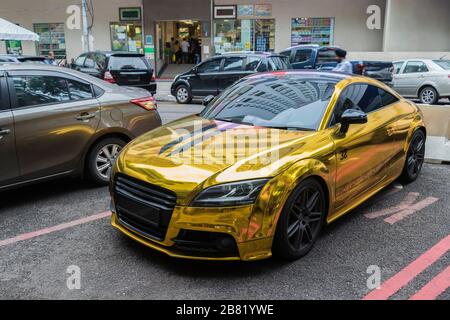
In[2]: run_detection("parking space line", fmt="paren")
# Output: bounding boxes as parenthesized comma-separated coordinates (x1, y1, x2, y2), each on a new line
(384, 196, 439, 224)
(363, 234, 450, 300)
(409, 265, 450, 300)
(0, 211, 111, 248)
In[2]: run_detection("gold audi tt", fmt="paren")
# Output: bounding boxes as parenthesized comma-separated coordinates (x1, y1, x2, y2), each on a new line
(110, 71, 426, 261)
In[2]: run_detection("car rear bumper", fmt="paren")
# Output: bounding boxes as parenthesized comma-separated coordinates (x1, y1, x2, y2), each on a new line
(121, 83, 157, 95)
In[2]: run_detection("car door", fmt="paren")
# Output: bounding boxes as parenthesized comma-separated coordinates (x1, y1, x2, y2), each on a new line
(393, 61, 428, 97)
(0, 72, 20, 187)
(189, 57, 222, 97)
(216, 56, 246, 93)
(8, 70, 101, 181)
(330, 83, 396, 212)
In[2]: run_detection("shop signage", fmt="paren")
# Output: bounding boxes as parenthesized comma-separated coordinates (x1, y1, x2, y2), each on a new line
(214, 6, 237, 19)
(119, 7, 141, 21)
(255, 4, 272, 17)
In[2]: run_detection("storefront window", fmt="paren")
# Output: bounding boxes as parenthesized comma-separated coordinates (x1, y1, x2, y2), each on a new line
(34, 23, 66, 59)
(214, 19, 275, 53)
(291, 18, 334, 46)
(110, 23, 143, 53)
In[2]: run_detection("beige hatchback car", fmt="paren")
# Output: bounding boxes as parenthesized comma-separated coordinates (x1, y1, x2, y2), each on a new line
(0, 63, 161, 189)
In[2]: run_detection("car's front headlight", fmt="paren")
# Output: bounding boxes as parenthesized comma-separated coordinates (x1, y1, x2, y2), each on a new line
(191, 179, 270, 207)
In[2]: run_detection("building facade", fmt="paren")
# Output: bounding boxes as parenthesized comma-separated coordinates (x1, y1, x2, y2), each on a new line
(1, 0, 449, 76)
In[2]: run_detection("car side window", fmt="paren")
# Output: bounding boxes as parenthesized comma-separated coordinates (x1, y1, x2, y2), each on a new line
(293, 49, 312, 63)
(223, 57, 245, 71)
(332, 84, 382, 124)
(245, 56, 262, 71)
(197, 59, 222, 73)
(403, 61, 428, 74)
(67, 79, 93, 100)
(379, 88, 399, 107)
(279, 50, 291, 61)
(74, 54, 86, 67)
(84, 54, 96, 69)
(95, 54, 107, 70)
(12, 75, 70, 108)
(393, 62, 404, 74)
(317, 49, 338, 64)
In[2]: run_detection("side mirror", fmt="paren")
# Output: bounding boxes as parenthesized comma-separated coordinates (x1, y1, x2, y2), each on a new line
(203, 95, 215, 106)
(339, 109, 367, 134)
(192, 66, 198, 74)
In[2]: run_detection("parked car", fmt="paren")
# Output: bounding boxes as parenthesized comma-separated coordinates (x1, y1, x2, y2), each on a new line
(0, 63, 161, 190)
(280, 45, 394, 84)
(71, 51, 157, 95)
(111, 70, 426, 261)
(170, 52, 291, 104)
(0, 54, 52, 64)
(392, 59, 450, 104)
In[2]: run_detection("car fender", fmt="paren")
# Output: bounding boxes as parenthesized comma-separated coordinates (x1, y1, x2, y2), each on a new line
(254, 158, 335, 240)
(416, 80, 440, 97)
(172, 79, 192, 91)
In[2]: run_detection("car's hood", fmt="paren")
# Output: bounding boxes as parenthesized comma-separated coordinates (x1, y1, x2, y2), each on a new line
(115, 115, 322, 200)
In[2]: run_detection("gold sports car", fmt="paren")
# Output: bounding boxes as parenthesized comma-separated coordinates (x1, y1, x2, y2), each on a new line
(110, 71, 426, 261)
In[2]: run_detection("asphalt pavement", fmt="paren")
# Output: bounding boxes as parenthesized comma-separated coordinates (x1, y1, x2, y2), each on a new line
(0, 102, 448, 300)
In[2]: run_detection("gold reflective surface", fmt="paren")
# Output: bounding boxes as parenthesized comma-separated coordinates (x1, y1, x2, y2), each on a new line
(111, 76, 426, 261)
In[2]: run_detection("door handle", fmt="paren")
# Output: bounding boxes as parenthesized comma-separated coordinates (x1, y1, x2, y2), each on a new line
(0, 129, 11, 135)
(76, 113, 95, 121)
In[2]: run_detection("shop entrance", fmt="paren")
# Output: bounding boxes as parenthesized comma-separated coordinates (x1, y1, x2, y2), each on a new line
(155, 20, 203, 78)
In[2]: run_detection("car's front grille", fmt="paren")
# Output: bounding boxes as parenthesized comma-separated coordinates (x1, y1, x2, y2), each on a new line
(113, 174, 177, 241)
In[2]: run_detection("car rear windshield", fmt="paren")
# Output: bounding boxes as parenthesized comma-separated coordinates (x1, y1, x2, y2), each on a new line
(108, 56, 150, 70)
(433, 60, 450, 70)
(201, 75, 337, 131)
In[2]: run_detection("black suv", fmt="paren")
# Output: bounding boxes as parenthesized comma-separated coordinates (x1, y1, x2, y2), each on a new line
(71, 51, 156, 94)
(171, 52, 290, 104)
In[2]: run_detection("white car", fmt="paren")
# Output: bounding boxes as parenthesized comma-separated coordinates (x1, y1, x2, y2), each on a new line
(392, 59, 450, 104)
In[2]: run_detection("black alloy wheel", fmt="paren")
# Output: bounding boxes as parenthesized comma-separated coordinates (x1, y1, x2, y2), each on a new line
(273, 178, 327, 260)
(400, 130, 425, 183)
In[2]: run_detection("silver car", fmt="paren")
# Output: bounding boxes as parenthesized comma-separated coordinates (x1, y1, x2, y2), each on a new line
(0, 63, 161, 190)
(392, 59, 450, 104)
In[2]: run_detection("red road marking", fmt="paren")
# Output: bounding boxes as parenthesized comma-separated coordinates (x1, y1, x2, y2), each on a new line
(409, 265, 450, 300)
(0, 211, 111, 248)
(363, 234, 450, 300)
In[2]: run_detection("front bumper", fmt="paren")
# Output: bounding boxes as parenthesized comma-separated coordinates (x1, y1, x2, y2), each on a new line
(111, 204, 274, 261)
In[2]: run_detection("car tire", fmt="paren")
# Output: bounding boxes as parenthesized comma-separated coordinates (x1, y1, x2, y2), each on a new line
(175, 85, 192, 104)
(399, 130, 426, 184)
(419, 86, 439, 105)
(272, 178, 327, 260)
(86, 137, 127, 186)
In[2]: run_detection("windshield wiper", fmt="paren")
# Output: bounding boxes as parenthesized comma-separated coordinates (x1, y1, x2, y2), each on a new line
(264, 126, 315, 132)
(215, 118, 255, 126)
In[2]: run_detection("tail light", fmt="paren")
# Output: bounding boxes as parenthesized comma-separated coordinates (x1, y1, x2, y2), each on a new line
(104, 71, 116, 83)
(130, 96, 157, 111)
(151, 71, 156, 82)
(356, 63, 365, 75)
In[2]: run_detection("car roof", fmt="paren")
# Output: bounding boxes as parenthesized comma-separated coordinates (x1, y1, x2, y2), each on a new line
(244, 70, 352, 82)
(283, 45, 340, 51)
(215, 51, 283, 57)
(0, 62, 115, 87)
(81, 51, 145, 57)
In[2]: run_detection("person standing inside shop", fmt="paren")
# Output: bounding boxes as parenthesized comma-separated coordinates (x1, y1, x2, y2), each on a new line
(181, 38, 190, 64)
(333, 49, 353, 74)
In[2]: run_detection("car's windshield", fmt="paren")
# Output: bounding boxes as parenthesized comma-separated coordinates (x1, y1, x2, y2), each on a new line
(433, 60, 450, 70)
(201, 75, 337, 131)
